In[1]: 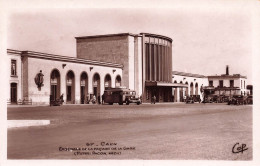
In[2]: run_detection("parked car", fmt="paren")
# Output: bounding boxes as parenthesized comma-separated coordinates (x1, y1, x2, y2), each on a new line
(190, 95, 201, 103)
(103, 87, 141, 105)
(50, 94, 64, 106)
(186, 96, 194, 104)
(228, 95, 248, 105)
(202, 96, 213, 103)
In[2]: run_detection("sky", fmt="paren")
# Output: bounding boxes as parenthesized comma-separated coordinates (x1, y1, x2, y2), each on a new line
(7, 7, 253, 83)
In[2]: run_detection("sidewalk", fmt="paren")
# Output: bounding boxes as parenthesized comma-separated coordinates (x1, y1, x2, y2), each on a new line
(7, 102, 186, 108)
(8, 120, 50, 128)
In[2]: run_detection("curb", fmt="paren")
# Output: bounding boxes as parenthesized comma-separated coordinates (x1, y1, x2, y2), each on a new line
(8, 120, 50, 128)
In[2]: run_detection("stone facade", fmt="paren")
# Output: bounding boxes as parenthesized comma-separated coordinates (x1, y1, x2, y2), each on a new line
(8, 51, 22, 104)
(172, 71, 208, 102)
(7, 33, 249, 105)
(76, 33, 143, 96)
(208, 75, 248, 96)
(7, 49, 123, 105)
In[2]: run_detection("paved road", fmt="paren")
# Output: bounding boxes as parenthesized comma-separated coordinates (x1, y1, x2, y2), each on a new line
(8, 103, 252, 160)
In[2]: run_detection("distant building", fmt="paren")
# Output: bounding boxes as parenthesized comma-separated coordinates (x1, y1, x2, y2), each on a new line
(172, 71, 208, 102)
(204, 65, 249, 97)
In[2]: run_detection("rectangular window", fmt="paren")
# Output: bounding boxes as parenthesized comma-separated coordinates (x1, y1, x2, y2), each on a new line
(11, 60, 17, 76)
(219, 80, 223, 88)
(230, 80, 234, 88)
(209, 81, 213, 87)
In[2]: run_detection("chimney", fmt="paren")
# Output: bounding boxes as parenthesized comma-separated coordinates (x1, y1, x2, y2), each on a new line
(226, 65, 229, 75)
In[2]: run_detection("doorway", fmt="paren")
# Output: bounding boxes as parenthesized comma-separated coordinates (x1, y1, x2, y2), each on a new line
(10, 83, 17, 104)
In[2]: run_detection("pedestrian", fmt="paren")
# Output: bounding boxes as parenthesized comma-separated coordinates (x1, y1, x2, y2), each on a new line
(60, 93, 64, 105)
(153, 95, 156, 104)
(92, 95, 96, 104)
(102, 94, 105, 104)
(86, 94, 89, 104)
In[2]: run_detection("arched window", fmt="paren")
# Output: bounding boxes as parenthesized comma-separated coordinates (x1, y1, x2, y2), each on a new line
(190, 82, 194, 95)
(115, 75, 121, 87)
(80, 72, 88, 104)
(50, 69, 60, 101)
(66, 70, 75, 103)
(93, 73, 101, 98)
(195, 83, 198, 95)
(104, 74, 112, 90)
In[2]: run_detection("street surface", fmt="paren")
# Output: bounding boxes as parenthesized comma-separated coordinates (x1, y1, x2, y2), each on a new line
(7, 103, 252, 160)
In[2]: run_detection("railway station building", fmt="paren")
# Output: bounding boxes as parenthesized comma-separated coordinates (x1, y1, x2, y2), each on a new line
(7, 33, 248, 105)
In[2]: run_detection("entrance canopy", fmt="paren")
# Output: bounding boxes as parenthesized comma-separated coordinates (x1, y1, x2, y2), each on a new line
(145, 81, 188, 87)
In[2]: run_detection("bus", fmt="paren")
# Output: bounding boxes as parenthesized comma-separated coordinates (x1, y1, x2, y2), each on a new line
(103, 87, 141, 105)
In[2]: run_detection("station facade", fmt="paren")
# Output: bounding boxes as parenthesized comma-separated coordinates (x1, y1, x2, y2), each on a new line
(7, 33, 248, 105)
(7, 49, 123, 105)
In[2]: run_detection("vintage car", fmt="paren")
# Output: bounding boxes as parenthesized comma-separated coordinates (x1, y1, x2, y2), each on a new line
(50, 95, 64, 106)
(104, 87, 141, 105)
(185, 96, 194, 104)
(212, 95, 230, 103)
(190, 95, 201, 103)
(228, 95, 248, 105)
(202, 96, 213, 103)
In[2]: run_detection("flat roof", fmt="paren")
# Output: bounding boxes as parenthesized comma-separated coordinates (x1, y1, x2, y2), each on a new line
(208, 74, 247, 79)
(75, 33, 140, 39)
(145, 81, 188, 87)
(140, 33, 173, 42)
(7, 49, 123, 68)
(75, 33, 173, 42)
(172, 71, 206, 78)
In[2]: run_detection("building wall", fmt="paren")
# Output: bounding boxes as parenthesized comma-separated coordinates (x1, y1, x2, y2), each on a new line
(142, 34, 173, 103)
(128, 36, 135, 90)
(76, 35, 130, 88)
(25, 57, 122, 105)
(208, 77, 248, 95)
(8, 54, 22, 102)
(172, 74, 208, 101)
(136, 36, 143, 96)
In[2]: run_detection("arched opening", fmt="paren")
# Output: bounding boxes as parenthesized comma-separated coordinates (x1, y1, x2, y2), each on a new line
(10, 83, 17, 104)
(185, 82, 188, 96)
(93, 73, 100, 99)
(80, 72, 88, 104)
(66, 70, 75, 104)
(104, 74, 112, 90)
(115, 75, 121, 87)
(180, 81, 183, 102)
(173, 80, 178, 102)
(195, 83, 198, 95)
(50, 69, 60, 101)
(190, 82, 194, 96)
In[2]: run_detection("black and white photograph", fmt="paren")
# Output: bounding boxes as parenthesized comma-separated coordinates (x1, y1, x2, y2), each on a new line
(1, 0, 260, 166)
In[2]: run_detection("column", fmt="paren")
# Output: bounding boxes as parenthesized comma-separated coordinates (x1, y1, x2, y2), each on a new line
(75, 73, 81, 104)
(154, 44, 157, 81)
(177, 87, 180, 102)
(149, 43, 152, 81)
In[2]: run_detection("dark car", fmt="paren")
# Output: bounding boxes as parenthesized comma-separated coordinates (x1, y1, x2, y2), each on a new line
(202, 96, 213, 103)
(186, 96, 194, 104)
(228, 95, 248, 105)
(190, 95, 201, 103)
